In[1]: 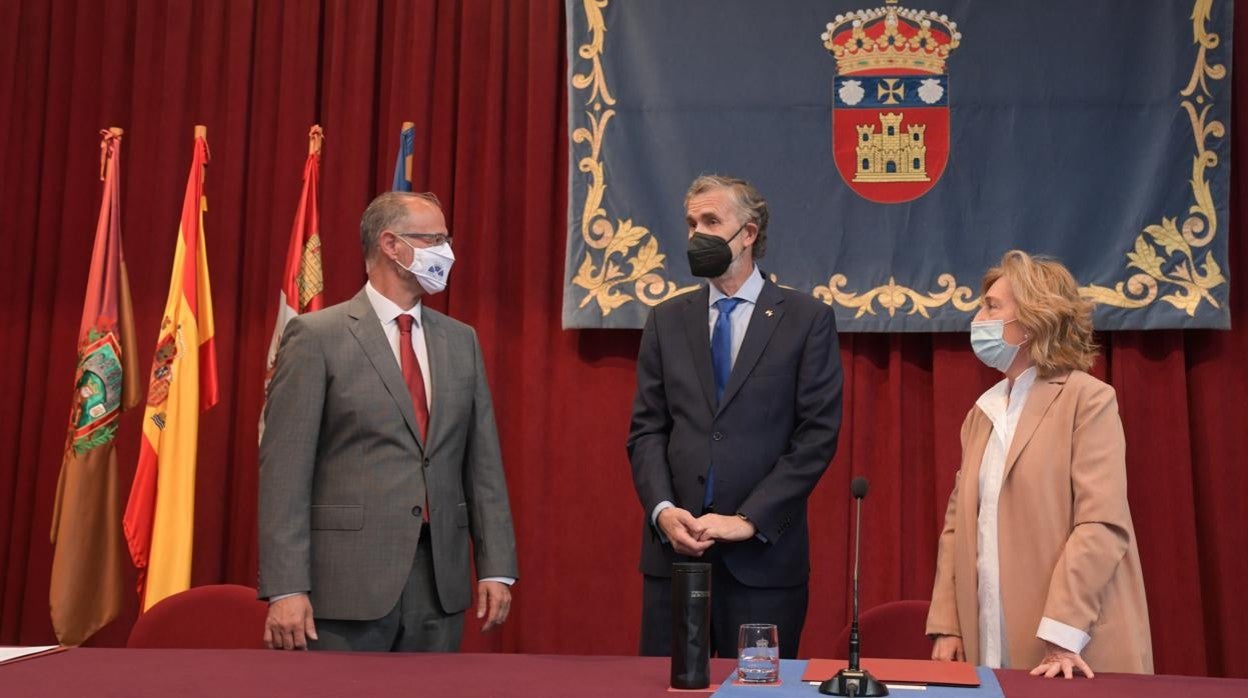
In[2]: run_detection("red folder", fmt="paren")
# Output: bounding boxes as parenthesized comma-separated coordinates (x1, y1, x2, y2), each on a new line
(801, 658, 980, 686)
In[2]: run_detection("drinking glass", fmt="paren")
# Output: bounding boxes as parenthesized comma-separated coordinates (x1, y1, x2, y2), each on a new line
(737, 623, 780, 683)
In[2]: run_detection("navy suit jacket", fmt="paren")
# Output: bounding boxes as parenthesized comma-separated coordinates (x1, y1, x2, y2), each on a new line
(627, 277, 842, 587)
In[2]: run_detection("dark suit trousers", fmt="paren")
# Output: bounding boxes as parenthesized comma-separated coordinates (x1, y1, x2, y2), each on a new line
(639, 550, 808, 660)
(310, 526, 464, 652)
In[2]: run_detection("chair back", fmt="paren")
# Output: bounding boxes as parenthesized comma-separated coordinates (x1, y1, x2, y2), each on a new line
(126, 584, 268, 649)
(831, 599, 933, 660)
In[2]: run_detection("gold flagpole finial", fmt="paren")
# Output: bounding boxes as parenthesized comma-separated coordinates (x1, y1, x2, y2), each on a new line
(194, 124, 207, 140)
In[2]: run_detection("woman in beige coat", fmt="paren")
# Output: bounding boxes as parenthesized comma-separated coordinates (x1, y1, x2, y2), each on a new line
(926, 251, 1153, 678)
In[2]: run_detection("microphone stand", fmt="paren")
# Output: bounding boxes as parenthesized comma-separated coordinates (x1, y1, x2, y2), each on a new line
(820, 490, 888, 696)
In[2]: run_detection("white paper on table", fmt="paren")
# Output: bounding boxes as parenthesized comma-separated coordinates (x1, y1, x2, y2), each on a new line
(0, 646, 61, 664)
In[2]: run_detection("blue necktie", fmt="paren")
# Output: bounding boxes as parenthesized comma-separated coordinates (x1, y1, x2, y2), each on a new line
(705, 297, 744, 509)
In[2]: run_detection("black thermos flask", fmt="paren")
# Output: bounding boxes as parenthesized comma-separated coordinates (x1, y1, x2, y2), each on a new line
(670, 562, 712, 689)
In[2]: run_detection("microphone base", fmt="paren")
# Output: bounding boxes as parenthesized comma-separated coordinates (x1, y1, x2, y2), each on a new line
(818, 668, 890, 696)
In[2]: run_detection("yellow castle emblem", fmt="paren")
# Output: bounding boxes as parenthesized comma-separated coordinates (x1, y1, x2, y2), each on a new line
(853, 112, 929, 183)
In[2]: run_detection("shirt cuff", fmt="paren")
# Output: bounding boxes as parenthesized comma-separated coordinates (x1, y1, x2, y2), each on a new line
(479, 577, 515, 586)
(651, 500, 675, 525)
(1036, 617, 1092, 654)
(651, 501, 675, 543)
(267, 591, 308, 604)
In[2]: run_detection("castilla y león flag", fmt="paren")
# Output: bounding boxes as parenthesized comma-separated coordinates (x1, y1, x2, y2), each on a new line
(260, 126, 325, 440)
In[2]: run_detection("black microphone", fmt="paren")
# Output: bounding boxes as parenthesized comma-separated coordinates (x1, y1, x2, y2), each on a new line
(847, 477, 868, 670)
(820, 476, 888, 697)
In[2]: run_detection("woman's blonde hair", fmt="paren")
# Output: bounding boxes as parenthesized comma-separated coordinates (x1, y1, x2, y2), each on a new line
(982, 250, 1098, 377)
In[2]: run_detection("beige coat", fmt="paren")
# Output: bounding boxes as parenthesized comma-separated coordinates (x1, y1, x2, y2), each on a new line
(926, 370, 1153, 673)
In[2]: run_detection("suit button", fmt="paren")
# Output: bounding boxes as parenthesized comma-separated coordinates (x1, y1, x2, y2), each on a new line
(712, 432, 723, 441)
(411, 505, 423, 518)
(697, 475, 706, 484)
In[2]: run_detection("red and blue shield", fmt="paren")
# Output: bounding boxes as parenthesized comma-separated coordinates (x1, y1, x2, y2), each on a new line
(833, 72, 949, 203)
(823, 6, 960, 203)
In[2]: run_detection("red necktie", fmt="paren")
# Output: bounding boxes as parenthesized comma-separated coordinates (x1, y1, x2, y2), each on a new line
(395, 314, 430, 440)
(396, 314, 431, 523)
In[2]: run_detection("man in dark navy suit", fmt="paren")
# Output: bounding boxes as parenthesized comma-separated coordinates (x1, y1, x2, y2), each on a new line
(628, 175, 843, 658)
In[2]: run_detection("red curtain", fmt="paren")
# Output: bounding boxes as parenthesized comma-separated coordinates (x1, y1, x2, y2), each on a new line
(0, 0, 1243, 678)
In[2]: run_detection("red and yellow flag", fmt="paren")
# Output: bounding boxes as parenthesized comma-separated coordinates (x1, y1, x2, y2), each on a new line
(260, 126, 324, 439)
(49, 128, 141, 645)
(124, 125, 219, 611)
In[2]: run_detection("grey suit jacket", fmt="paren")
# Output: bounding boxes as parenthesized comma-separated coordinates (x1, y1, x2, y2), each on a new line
(258, 288, 518, 620)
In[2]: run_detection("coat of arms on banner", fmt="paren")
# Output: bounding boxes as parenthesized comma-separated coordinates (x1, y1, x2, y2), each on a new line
(823, 2, 961, 203)
(70, 331, 125, 454)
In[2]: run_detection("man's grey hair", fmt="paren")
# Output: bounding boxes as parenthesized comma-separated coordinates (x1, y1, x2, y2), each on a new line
(684, 174, 768, 259)
(360, 191, 442, 262)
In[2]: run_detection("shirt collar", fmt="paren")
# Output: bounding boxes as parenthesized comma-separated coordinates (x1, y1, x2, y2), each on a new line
(1008, 365, 1038, 403)
(365, 281, 422, 327)
(976, 365, 1038, 418)
(708, 265, 764, 307)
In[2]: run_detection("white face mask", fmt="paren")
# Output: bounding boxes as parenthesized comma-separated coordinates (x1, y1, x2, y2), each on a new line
(395, 239, 455, 295)
(970, 318, 1023, 372)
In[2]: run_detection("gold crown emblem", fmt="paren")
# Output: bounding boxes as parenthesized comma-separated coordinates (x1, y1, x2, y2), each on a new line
(821, 1, 961, 75)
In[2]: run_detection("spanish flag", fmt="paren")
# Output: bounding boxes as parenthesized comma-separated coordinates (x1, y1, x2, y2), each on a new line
(49, 128, 140, 645)
(124, 125, 219, 611)
(260, 126, 325, 441)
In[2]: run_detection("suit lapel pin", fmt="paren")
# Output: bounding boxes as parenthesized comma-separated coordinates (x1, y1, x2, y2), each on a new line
(765, 309, 774, 317)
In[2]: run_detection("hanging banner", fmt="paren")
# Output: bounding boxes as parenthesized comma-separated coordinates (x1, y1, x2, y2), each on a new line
(563, 0, 1233, 331)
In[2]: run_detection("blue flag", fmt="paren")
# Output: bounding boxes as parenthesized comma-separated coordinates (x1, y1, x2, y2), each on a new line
(392, 123, 415, 192)
(563, 0, 1233, 331)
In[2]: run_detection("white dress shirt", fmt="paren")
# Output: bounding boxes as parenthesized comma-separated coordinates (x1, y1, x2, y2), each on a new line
(974, 366, 1088, 667)
(652, 266, 764, 529)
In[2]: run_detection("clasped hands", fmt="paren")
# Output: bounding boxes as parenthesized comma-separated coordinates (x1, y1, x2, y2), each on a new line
(657, 507, 755, 556)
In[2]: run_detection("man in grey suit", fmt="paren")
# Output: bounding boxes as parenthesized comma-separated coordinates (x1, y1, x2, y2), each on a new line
(628, 175, 842, 658)
(259, 191, 518, 652)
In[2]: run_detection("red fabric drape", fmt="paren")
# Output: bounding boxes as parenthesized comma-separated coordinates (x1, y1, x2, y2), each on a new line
(0, 1, 1243, 678)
